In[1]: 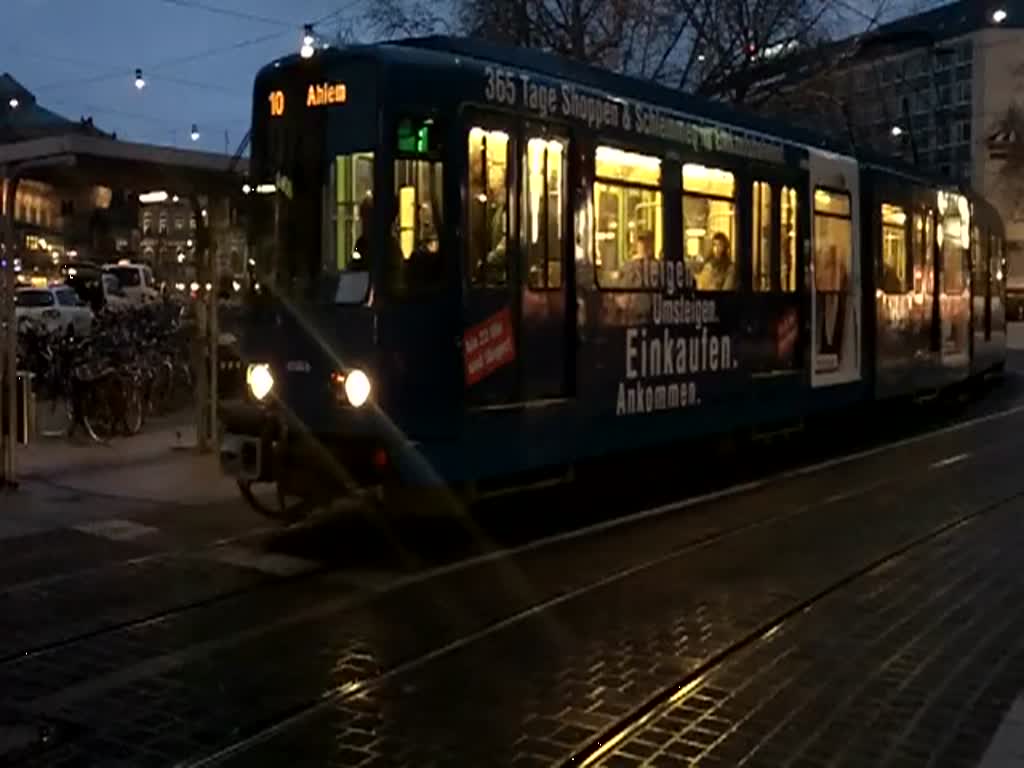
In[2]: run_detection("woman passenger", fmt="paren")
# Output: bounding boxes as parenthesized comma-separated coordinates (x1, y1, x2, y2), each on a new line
(699, 232, 736, 291)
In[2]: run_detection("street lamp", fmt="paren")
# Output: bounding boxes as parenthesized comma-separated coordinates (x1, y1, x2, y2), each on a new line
(300, 25, 315, 59)
(190, 124, 200, 142)
(891, 124, 904, 137)
(993, 8, 1008, 24)
(134, 68, 146, 90)
(7, 98, 17, 109)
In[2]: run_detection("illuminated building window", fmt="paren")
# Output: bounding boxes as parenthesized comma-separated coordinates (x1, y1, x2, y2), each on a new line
(467, 126, 511, 287)
(523, 136, 565, 290)
(684, 164, 735, 292)
(594, 145, 662, 289)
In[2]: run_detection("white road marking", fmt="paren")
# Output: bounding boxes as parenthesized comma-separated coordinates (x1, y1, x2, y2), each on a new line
(201, 545, 318, 577)
(73, 519, 160, 542)
(930, 452, 971, 469)
(976, 695, 1024, 767)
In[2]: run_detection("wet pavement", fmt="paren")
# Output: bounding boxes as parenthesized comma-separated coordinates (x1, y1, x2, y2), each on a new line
(3, 377, 1024, 765)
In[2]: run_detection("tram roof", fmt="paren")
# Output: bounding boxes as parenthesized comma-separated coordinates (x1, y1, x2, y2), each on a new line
(261, 36, 983, 201)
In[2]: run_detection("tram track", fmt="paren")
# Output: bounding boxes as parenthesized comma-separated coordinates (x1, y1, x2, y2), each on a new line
(4, 398, 1024, 755)
(175, 419, 1024, 768)
(560, 487, 1024, 767)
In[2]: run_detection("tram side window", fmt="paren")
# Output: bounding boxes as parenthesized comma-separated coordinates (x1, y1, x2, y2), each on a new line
(467, 127, 511, 287)
(780, 186, 797, 292)
(913, 210, 937, 294)
(940, 205, 966, 294)
(524, 136, 565, 290)
(971, 225, 984, 290)
(813, 189, 852, 293)
(594, 146, 662, 289)
(880, 203, 908, 294)
(752, 181, 772, 292)
(389, 159, 443, 296)
(684, 164, 736, 292)
(330, 153, 374, 270)
(992, 234, 1005, 293)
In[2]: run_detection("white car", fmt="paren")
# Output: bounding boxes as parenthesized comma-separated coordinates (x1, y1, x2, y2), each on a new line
(15, 285, 94, 336)
(104, 262, 160, 305)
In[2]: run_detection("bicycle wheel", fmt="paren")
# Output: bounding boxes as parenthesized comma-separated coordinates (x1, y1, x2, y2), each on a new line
(81, 379, 117, 443)
(121, 376, 145, 436)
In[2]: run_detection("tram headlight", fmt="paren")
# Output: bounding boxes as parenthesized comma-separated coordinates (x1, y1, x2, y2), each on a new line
(246, 363, 275, 401)
(343, 368, 371, 407)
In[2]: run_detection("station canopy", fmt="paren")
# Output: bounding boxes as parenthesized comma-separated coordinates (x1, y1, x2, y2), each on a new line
(0, 133, 248, 198)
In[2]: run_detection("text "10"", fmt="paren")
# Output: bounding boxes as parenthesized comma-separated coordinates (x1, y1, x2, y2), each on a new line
(268, 90, 285, 117)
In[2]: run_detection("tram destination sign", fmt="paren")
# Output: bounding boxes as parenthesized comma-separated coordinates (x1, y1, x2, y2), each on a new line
(482, 65, 784, 164)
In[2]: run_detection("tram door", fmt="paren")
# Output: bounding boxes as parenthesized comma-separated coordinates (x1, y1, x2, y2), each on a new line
(808, 151, 862, 388)
(463, 117, 571, 407)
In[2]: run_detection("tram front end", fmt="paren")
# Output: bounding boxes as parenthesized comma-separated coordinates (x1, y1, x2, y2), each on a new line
(219, 49, 404, 520)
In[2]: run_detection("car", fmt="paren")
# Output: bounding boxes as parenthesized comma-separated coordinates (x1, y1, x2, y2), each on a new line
(64, 263, 132, 314)
(15, 285, 94, 337)
(103, 262, 160, 305)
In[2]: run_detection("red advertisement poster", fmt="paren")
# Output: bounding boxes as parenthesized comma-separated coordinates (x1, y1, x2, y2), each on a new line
(464, 307, 515, 386)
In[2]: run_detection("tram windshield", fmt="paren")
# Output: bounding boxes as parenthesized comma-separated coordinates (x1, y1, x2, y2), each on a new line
(247, 82, 374, 306)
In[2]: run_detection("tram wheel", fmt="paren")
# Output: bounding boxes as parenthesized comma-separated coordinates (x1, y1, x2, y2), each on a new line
(236, 479, 314, 524)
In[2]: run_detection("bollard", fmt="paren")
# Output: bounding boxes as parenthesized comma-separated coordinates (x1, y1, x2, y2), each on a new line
(1, 371, 33, 445)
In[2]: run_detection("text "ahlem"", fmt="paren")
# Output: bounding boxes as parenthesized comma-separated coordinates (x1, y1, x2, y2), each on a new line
(307, 83, 346, 107)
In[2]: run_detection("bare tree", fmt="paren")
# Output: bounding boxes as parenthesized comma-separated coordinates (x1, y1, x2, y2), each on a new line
(363, 0, 890, 104)
(365, 0, 453, 39)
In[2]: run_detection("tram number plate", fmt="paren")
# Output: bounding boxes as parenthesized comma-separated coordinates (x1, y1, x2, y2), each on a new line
(464, 307, 515, 386)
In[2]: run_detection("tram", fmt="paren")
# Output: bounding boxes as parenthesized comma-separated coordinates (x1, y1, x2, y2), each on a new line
(219, 36, 1007, 520)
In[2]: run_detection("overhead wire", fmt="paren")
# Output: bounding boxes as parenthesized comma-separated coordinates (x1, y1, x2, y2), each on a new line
(154, 0, 295, 28)
(7, 0, 364, 143)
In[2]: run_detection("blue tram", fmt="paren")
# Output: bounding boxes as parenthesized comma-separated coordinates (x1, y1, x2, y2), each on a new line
(219, 36, 1007, 520)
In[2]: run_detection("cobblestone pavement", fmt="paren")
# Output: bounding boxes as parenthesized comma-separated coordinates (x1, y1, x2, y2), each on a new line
(0, 394, 1018, 767)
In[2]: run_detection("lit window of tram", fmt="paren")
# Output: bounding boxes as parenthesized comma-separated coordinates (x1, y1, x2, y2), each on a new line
(524, 137, 566, 290)
(593, 146, 662, 289)
(683, 164, 736, 292)
(467, 127, 512, 286)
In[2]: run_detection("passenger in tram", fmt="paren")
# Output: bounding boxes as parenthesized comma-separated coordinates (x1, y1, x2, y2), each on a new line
(353, 195, 374, 269)
(622, 232, 656, 288)
(698, 232, 736, 291)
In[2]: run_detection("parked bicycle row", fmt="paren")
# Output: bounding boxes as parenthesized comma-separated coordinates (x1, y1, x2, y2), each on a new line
(16, 303, 194, 443)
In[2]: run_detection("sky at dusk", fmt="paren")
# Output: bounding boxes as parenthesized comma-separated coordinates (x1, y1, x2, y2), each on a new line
(1, 0, 925, 153)
(1, 0, 371, 151)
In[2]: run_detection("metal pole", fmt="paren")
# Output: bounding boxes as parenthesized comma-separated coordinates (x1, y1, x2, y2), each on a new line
(191, 195, 211, 452)
(208, 198, 225, 446)
(2, 170, 18, 488)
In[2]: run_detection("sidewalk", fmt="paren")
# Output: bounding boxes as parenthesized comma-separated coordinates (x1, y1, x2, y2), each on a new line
(10, 417, 240, 507)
